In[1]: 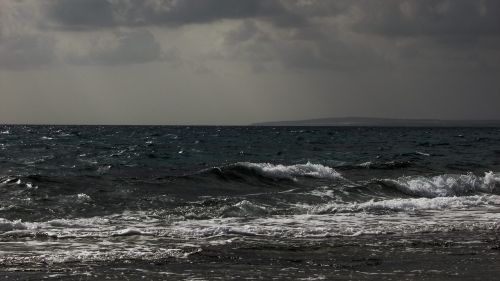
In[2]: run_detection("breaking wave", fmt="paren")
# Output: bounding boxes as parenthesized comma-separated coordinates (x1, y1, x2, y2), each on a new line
(379, 172, 500, 198)
(230, 162, 343, 181)
(194, 162, 344, 183)
(309, 195, 500, 214)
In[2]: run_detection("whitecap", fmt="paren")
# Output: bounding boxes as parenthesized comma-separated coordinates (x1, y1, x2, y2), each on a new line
(415, 151, 431, 157)
(235, 162, 342, 181)
(112, 228, 150, 236)
(221, 200, 270, 217)
(380, 172, 499, 197)
(76, 193, 92, 202)
(358, 161, 372, 168)
(0, 218, 28, 232)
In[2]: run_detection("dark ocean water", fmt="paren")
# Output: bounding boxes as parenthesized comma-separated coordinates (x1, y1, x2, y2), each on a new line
(1, 125, 500, 280)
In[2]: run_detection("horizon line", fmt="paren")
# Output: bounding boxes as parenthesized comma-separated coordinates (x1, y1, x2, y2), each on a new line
(2, 116, 500, 127)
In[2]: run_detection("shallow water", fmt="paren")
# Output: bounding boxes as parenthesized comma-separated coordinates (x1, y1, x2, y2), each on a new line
(1, 125, 500, 279)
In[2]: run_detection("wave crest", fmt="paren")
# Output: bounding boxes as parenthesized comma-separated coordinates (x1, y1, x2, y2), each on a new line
(233, 162, 342, 181)
(379, 172, 500, 198)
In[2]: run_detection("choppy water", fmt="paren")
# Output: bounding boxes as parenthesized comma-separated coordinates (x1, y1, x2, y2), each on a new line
(1, 125, 500, 279)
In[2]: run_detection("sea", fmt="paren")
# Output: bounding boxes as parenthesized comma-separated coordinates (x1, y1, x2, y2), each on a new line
(0, 125, 499, 280)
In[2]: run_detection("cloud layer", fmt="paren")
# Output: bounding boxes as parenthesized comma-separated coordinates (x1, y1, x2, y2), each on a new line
(1, 0, 499, 124)
(2, 0, 499, 70)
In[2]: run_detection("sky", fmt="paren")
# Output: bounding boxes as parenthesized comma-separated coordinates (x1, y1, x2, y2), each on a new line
(1, 0, 499, 125)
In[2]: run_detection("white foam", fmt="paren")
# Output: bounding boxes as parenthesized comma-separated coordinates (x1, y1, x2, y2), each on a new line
(168, 208, 500, 238)
(1, 205, 500, 265)
(236, 162, 342, 180)
(381, 172, 500, 197)
(47, 217, 110, 228)
(309, 195, 500, 213)
(484, 171, 500, 187)
(0, 243, 198, 265)
(76, 193, 92, 202)
(221, 200, 270, 217)
(0, 218, 27, 232)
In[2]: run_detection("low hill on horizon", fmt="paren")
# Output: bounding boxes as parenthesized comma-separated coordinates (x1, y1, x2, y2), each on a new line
(252, 117, 500, 127)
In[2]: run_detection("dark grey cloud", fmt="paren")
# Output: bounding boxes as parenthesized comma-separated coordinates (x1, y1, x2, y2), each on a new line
(44, 0, 500, 40)
(341, 0, 500, 72)
(222, 21, 387, 72)
(2, 0, 500, 72)
(40, 0, 500, 70)
(46, 0, 115, 30)
(46, 0, 296, 29)
(352, 0, 500, 39)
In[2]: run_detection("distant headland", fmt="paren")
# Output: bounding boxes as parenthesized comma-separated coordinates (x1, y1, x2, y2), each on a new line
(252, 117, 500, 127)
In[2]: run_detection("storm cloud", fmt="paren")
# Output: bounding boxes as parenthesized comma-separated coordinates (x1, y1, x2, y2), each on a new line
(0, 0, 499, 124)
(46, 0, 293, 28)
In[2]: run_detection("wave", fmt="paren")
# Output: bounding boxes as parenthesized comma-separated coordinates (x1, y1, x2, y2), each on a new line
(1, 197, 500, 244)
(1, 162, 342, 188)
(378, 172, 500, 198)
(191, 162, 344, 184)
(0, 218, 27, 232)
(229, 162, 343, 181)
(2, 210, 500, 267)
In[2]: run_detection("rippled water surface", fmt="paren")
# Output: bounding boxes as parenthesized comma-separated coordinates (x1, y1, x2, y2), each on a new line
(1, 125, 500, 280)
